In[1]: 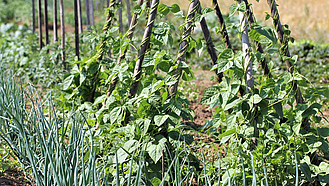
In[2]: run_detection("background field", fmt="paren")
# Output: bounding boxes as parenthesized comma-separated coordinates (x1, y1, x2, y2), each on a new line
(163, 0, 329, 43)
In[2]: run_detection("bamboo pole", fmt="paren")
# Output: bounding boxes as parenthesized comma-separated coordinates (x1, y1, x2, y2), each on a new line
(106, 0, 144, 97)
(88, 0, 95, 27)
(118, 0, 123, 33)
(32, 0, 36, 34)
(60, 0, 65, 68)
(85, 0, 90, 29)
(266, 1, 304, 103)
(126, 0, 132, 26)
(77, 0, 83, 33)
(239, 1, 253, 92)
(198, 3, 223, 82)
(44, 0, 49, 47)
(53, 0, 58, 42)
(267, 0, 308, 130)
(239, 0, 257, 148)
(74, 0, 80, 60)
(243, 0, 270, 77)
(213, 0, 246, 96)
(169, 0, 199, 97)
(37, 0, 43, 49)
(212, 0, 231, 49)
(87, 0, 117, 102)
(129, 0, 159, 97)
(95, 0, 100, 10)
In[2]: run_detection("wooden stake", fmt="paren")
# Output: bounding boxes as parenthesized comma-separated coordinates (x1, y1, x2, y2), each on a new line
(118, 0, 123, 33)
(198, 3, 223, 82)
(169, 0, 199, 97)
(129, 0, 159, 97)
(267, 0, 307, 130)
(85, 0, 90, 29)
(74, 0, 80, 60)
(239, 1, 253, 92)
(266, 0, 303, 102)
(77, 0, 83, 33)
(60, 0, 65, 68)
(243, 0, 271, 77)
(53, 0, 58, 42)
(126, 0, 132, 26)
(106, 0, 144, 97)
(239, 0, 257, 148)
(87, 0, 117, 103)
(37, 0, 43, 49)
(212, 0, 231, 49)
(44, 0, 49, 47)
(32, 0, 36, 34)
(88, 0, 95, 27)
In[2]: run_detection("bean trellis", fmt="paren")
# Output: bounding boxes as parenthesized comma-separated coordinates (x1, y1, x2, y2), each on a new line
(30, 0, 326, 183)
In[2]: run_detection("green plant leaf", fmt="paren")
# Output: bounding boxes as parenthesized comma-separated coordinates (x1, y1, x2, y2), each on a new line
(170, 4, 180, 13)
(300, 163, 313, 182)
(158, 4, 170, 16)
(252, 94, 262, 104)
(63, 75, 74, 90)
(93, 95, 106, 106)
(133, 5, 142, 14)
(151, 177, 161, 186)
(147, 135, 166, 163)
(224, 97, 242, 111)
(200, 86, 220, 105)
(317, 127, 329, 138)
(154, 114, 169, 126)
(216, 49, 234, 73)
(238, 1, 246, 12)
(219, 128, 236, 138)
(229, 3, 238, 17)
(110, 107, 122, 124)
(123, 140, 139, 153)
(292, 123, 301, 135)
(273, 102, 283, 118)
(116, 148, 128, 164)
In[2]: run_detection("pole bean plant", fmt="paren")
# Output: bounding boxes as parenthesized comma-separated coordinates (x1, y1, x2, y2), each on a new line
(0, 0, 329, 185)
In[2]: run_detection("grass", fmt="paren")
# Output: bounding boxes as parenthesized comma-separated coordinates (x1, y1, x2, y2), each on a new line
(162, 0, 329, 43)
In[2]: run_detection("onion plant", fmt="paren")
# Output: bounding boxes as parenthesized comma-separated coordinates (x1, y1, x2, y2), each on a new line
(0, 69, 105, 186)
